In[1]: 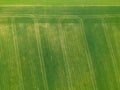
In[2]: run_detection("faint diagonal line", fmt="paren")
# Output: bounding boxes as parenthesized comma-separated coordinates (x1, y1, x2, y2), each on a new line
(33, 18, 49, 90)
(79, 17, 98, 90)
(11, 18, 24, 90)
(101, 18, 120, 89)
(58, 16, 73, 90)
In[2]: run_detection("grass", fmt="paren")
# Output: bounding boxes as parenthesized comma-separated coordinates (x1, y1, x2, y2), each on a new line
(0, 6, 120, 90)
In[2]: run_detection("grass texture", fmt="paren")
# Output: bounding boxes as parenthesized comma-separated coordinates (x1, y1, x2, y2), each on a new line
(0, 6, 120, 90)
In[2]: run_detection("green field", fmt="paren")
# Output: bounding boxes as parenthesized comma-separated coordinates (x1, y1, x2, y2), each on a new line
(0, 0, 120, 5)
(0, 6, 120, 90)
